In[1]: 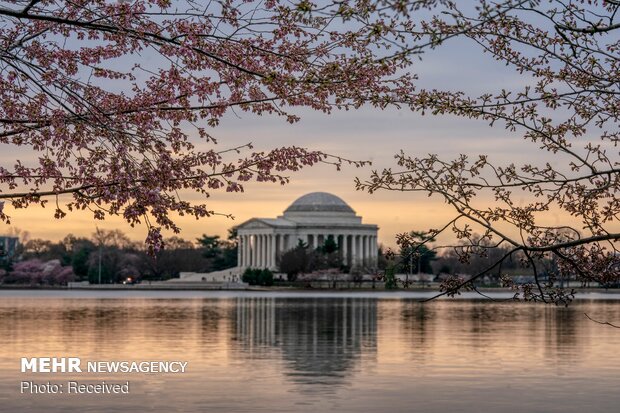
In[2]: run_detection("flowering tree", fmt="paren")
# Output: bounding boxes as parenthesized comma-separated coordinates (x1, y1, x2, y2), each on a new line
(1, 258, 75, 284)
(357, 0, 620, 303)
(0, 0, 418, 251)
(0, 0, 617, 297)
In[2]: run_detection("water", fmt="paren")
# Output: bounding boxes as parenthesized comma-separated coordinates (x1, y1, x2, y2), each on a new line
(1, 291, 620, 412)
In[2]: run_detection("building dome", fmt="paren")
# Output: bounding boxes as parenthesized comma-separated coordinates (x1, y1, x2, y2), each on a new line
(284, 192, 355, 214)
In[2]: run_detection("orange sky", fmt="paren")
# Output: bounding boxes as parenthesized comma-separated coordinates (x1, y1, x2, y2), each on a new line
(2, 158, 599, 250)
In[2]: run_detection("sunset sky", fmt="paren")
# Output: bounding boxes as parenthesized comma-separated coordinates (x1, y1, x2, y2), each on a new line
(0, 36, 593, 248)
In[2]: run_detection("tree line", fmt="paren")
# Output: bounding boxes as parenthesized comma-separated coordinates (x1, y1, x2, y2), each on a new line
(0, 229, 238, 286)
(0, 227, 599, 289)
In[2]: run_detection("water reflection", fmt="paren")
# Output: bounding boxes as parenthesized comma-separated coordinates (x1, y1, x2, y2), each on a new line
(233, 298, 377, 390)
(396, 301, 587, 369)
(0, 295, 619, 413)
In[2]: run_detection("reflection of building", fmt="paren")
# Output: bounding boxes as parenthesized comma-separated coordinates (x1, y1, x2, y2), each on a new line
(233, 297, 377, 387)
(0, 236, 18, 261)
(236, 192, 379, 270)
(235, 297, 277, 348)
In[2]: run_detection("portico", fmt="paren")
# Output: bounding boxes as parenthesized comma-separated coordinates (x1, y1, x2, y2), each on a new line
(236, 192, 379, 270)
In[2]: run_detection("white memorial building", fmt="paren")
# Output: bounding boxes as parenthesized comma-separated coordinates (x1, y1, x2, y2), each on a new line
(236, 192, 379, 270)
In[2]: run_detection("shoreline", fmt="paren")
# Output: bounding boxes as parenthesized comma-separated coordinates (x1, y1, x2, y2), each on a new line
(1, 284, 620, 295)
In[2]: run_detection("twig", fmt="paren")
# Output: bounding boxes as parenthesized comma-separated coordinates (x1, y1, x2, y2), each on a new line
(584, 313, 620, 328)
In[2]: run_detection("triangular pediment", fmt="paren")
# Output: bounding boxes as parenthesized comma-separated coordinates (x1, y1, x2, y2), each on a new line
(236, 218, 273, 229)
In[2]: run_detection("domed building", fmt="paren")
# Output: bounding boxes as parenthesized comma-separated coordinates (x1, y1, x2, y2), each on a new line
(236, 192, 378, 270)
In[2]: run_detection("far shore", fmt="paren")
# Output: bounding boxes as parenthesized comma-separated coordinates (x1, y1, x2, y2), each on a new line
(1, 284, 620, 295)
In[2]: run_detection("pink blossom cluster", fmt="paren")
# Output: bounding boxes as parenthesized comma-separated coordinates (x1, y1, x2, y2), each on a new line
(0, 258, 75, 285)
(0, 0, 410, 249)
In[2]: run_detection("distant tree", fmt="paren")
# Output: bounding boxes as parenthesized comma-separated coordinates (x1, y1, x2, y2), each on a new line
(384, 267, 398, 290)
(213, 228, 238, 270)
(197, 232, 237, 271)
(92, 229, 136, 250)
(71, 244, 94, 280)
(197, 235, 222, 258)
(2, 259, 74, 285)
(258, 269, 274, 287)
(317, 236, 342, 269)
(279, 240, 312, 281)
(432, 238, 521, 280)
(22, 239, 53, 258)
(280, 237, 346, 280)
(87, 228, 138, 283)
(165, 236, 195, 250)
(400, 244, 436, 275)
(319, 236, 338, 254)
(2, 259, 45, 284)
(66, 237, 96, 281)
(377, 245, 389, 271)
(395, 231, 437, 275)
(139, 237, 207, 281)
(436, 264, 452, 276)
(242, 268, 273, 286)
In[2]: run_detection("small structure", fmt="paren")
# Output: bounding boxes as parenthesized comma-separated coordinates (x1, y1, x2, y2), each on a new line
(236, 192, 379, 271)
(177, 269, 240, 283)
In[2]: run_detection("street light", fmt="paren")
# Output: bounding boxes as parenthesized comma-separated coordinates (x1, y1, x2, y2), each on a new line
(95, 226, 103, 284)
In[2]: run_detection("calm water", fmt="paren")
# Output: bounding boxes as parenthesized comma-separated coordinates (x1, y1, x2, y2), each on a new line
(1, 291, 620, 412)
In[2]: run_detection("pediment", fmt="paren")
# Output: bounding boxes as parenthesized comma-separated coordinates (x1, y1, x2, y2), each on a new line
(237, 219, 271, 229)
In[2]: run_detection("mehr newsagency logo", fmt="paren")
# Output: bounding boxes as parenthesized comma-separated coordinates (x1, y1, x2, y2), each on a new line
(21, 357, 188, 373)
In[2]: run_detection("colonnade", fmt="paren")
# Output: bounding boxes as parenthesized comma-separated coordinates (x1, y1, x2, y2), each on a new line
(237, 232, 378, 270)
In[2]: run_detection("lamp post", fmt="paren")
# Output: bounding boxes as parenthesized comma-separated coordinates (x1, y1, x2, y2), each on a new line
(95, 226, 103, 285)
(98, 243, 102, 285)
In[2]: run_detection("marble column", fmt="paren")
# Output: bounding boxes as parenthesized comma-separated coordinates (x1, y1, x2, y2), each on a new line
(261, 234, 267, 268)
(256, 234, 262, 268)
(270, 234, 276, 269)
(245, 234, 250, 267)
(368, 235, 377, 267)
(264, 234, 269, 268)
(358, 234, 362, 267)
(244, 235, 250, 268)
(263, 234, 268, 268)
(368, 235, 373, 268)
(359, 235, 365, 266)
(246, 235, 251, 267)
(359, 235, 364, 266)
(365, 235, 370, 267)
(351, 234, 357, 267)
(372, 235, 377, 267)
(251, 234, 256, 268)
(250, 235, 258, 268)
(238, 235, 243, 267)
(239, 235, 244, 267)
(342, 234, 348, 267)
(255, 234, 259, 268)
(250, 235, 255, 267)
(360, 235, 365, 267)
(237, 235, 248, 268)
